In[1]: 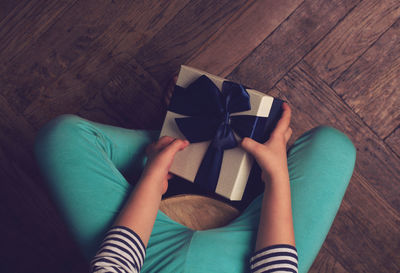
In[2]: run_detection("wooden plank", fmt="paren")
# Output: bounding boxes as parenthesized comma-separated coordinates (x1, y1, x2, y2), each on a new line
(324, 172, 400, 273)
(304, 0, 400, 84)
(271, 61, 400, 213)
(133, 0, 249, 85)
(0, 0, 31, 23)
(187, 0, 303, 77)
(1, 0, 188, 130)
(82, 0, 275, 129)
(0, 94, 35, 146)
(332, 19, 400, 138)
(308, 246, 349, 273)
(0, 106, 87, 272)
(266, 71, 400, 266)
(75, 89, 124, 129)
(79, 0, 305, 127)
(0, 0, 78, 66)
(0, 156, 88, 273)
(385, 126, 400, 158)
(77, 57, 166, 130)
(0, 168, 82, 273)
(1, 1, 398, 271)
(267, 62, 400, 272)
(228, 0, 360, 91)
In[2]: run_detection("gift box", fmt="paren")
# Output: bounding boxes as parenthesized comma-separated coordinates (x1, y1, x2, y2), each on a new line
(159, 65, 284, 200)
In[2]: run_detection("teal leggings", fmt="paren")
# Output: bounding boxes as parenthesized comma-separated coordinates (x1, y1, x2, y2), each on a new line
(34, 114, 356, 273)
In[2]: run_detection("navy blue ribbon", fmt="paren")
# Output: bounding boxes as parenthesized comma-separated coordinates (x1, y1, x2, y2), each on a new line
(168, 75, 283, 193)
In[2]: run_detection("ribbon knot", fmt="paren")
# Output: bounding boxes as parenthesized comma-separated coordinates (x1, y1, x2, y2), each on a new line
(168, 75, 283, 193)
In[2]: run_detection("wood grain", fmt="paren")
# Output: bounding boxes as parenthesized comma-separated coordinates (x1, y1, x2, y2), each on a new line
(0, 106, 88, 272)
(0, 0, 189, 130)
(77, 57, 166, 130)
(274, 61, 400, 212)
(0, 95, 35, 146)
(0, 163, 87, 273)
(0, 0, 31, 24)
(187, 0, 303, 77)
(160, 194, 240, 230)
(332, 19, 400, 139)
(259, 85, 400, 273)
(308, 246, 349, 273)
(385, 126, 400, 157)
(1, 0, 399, 271)
(0, 0, 78, 67)
(134, 0, 248, 85)
(304, 0, 400, 84)
(228, 0, 360, 91)
(322, 174, 400, 272)
(268, 62, 400, 272)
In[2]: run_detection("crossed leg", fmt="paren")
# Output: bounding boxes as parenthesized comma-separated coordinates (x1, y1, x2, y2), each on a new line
(34, 114, 355, 273)
(184, 125, 356, 273)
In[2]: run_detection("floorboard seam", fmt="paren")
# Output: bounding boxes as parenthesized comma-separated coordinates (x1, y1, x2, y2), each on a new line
(267, 0, 362, 92)
(227, 0, 305, 79)
(297, 61, 400, 161)
(383, 125, 399, 141)
(320, 244, 352, 273)
(136, 1, 250, 85)
(329, 16, 400, 88)
(140, 0, 192, 48)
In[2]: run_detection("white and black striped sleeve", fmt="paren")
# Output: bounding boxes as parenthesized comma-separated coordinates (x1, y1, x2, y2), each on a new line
(249, 244, 298, 273)
(90, 226, 146, 273)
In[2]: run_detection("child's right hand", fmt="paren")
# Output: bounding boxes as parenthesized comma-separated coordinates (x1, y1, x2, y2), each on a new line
(240, 102, 292, 183)
(143, 136, 189, 194)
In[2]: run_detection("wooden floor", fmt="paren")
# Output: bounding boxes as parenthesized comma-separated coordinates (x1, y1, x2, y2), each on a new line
(1, 0, 399, 272)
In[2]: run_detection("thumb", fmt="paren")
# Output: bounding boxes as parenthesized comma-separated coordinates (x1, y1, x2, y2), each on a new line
(163, 138, 189, 158)
(240, 137, 262, 157)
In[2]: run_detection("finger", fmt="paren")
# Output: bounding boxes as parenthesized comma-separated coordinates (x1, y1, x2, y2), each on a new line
(162, 138, 190, 157)
(155, 136, 176, 150)
(148, 137, 175, 157)
(284, 127, 293, 143)
(240, 137, 263, 157)
(274, 102, 292, 134)
(147, 137, 172, 155)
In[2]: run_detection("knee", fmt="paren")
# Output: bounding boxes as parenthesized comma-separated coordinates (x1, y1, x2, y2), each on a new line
(309, 125, 356, 166)
(36, 114, 83, 139)
(34, 114, 84, 155)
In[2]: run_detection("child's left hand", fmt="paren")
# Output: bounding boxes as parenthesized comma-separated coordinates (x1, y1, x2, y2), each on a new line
(142, 136, 189, 195)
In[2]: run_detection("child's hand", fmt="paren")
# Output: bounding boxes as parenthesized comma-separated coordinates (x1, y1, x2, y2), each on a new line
(240, 102, 292, 183)
(142, 136, 189, 194)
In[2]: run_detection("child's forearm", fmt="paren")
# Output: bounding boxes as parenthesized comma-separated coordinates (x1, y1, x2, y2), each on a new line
(112, 175, 163, 247)
(255, 170, 295, 251)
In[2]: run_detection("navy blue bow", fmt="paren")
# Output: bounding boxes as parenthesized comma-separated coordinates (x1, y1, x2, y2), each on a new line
(168, 75, 283, 193)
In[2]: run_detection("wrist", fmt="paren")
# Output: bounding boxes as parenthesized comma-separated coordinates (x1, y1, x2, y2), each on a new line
(263, 173, 291, 197)
(137, 174, 165, 196)
(263, 170, 290, 186)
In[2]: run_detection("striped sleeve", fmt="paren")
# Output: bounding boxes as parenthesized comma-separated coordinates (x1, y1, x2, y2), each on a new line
(249, 244, 298, 273)
(90, 226, 146, 273)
